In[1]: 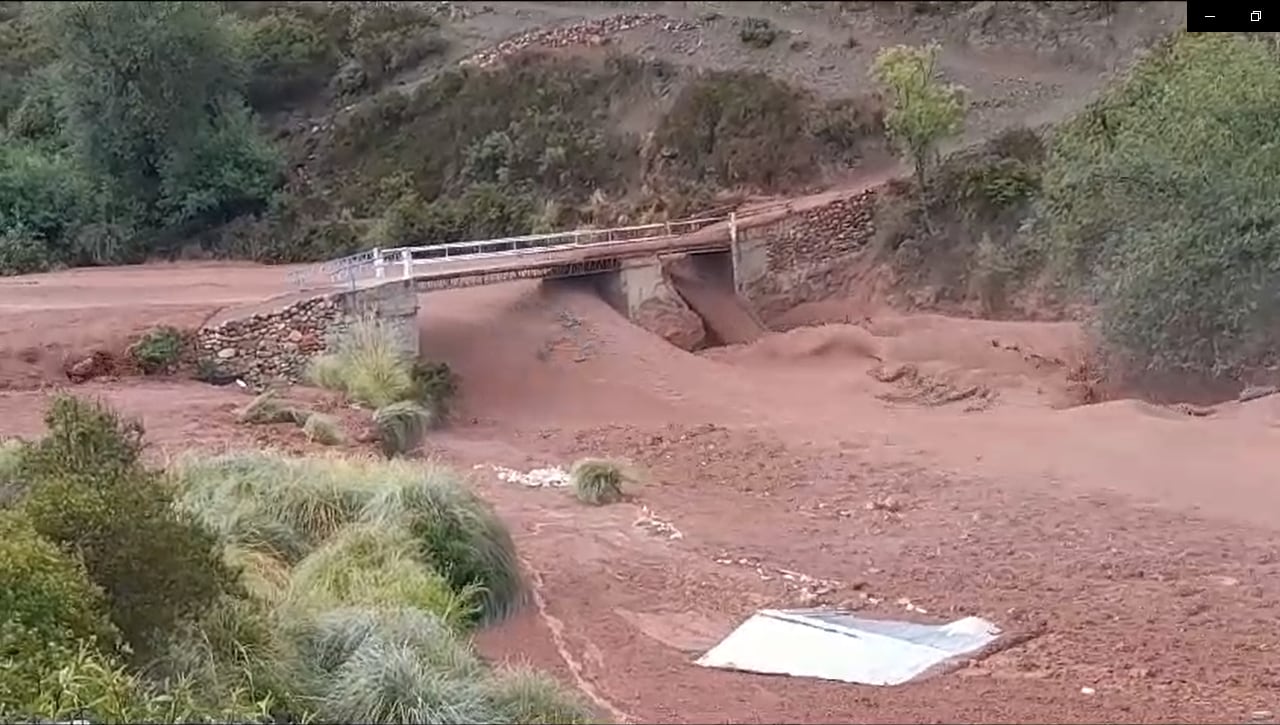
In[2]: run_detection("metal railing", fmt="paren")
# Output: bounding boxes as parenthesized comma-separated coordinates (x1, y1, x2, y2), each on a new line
(305, 215, 734, 290)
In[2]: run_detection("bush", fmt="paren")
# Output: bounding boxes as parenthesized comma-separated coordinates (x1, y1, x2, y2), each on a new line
(872, 43, 967, 189)
(303, 413, 344, 445)
(373, 400, 432, 458)
(366, 184, 536, 248)
(738, 17, 779, 48)
(176, 452, 526, 625)
(0, 438, 24, 504)
(570, 458, 631, 506)
(1043, 33, 1280, 376)
(652, 71, 854, 191)
(286, 523, 480, 630)
(128, 325, 187, 374)
(1, 639, 268, 724)
(411, 361, 458, 417)
(0, 511, 118, 705)
(18, 396, 236, 661)
(0, 226, 52, 276)
(360, 465, 525, 625)
(240, 9, 339, 108)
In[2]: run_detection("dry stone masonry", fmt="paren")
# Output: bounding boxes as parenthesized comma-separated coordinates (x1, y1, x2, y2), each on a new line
(197, 279, 421, 389)
(736, 189, 880, 321)
(197, 297, 340, 389)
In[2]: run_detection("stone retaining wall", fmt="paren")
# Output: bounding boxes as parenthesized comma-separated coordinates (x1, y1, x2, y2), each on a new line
(736, 189, 879, 321)
(196, 280, 420, 389)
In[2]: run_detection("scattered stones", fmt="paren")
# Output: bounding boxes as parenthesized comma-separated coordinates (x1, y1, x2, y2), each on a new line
(635, 506, 682, 540)
(462, 14, 664, 68)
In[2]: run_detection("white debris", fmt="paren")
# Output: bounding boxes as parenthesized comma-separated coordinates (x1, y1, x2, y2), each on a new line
(634, 505, 683, 540)
(478, 464, 571, 488)
(698, 609, 1003, 686)
(1080, 686, 1096, 695)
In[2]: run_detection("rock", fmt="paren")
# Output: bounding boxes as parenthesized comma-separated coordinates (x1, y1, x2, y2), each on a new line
(217, 347, 238, 360)
(287, 329, 304, 343)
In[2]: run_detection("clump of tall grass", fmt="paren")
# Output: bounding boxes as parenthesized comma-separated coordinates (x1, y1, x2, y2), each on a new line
(482, 665, 596, 724)
(173, 452, 378, 563)
(174, 452, 526, 625)
(307, 317, 417, 409)
(285, 523, 480, 630)
(361, 464, 525, 625)
(570, 458, 633, 505)
(304, 318, 458, 457)
(236, 390, 308, 425)
(373, 400, 432, 457)
(302, 413, 344, 445)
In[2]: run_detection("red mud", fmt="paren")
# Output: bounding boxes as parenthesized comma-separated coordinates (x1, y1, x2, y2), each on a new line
(2, 267, 1279, 724)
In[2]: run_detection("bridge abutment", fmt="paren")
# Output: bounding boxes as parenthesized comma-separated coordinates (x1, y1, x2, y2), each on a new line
(196, 279, 420, 389)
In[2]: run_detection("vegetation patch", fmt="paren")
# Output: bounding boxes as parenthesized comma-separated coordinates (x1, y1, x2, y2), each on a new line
(570, 458, 633, 506)
(0, 393, 583, 722)
(126, 326, 188, 375)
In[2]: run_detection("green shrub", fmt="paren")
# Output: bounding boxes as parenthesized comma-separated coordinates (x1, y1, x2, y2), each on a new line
(128, 325, 186, 374)
(367, 184, 537, 248)
(16, 394, 145, 486)
(177, 452, 526, 625)
(240, 9, 339, 108)
(482, 666, 595, 724)
(360, 465, 525, 625)
(373, 400, 432, 458)
(18, 396, 236, 661)
(303, 412, 344, 445)
(653, 71, 853, 191)
(738, 17, 779, 48)
(286, 523, 480, 630)
(570, 458, 631, 506)
(0, 511, 118, 705)
(0, 226, 52, 276)
(174, 451, 373, 562)
(1043, 32, 1280, 375)
(412, 360, 458, 416)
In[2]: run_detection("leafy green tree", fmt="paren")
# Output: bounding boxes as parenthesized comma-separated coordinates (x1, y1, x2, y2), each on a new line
(871, 43, 966, 189)
(37, 1, 280, 230)
(1042, 32, 1280, 376)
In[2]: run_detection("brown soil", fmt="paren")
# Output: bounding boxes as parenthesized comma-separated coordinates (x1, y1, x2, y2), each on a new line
(6, 268, 1275, 723)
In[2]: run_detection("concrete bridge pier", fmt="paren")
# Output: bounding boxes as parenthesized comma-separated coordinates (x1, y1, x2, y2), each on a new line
(592, 250, 766, 350)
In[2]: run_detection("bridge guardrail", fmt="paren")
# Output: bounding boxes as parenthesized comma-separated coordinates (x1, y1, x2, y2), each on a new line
(306, 214, 734, 289)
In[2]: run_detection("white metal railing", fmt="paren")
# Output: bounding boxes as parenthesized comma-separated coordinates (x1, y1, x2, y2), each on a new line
(307, 214, 735, 289)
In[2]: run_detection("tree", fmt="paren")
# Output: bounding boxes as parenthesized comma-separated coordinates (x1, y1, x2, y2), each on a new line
(37, 1, 279, 230)
(871, 44, 966, 190)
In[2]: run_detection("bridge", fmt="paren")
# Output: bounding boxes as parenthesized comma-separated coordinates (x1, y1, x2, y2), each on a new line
(293, 214, 744, 293)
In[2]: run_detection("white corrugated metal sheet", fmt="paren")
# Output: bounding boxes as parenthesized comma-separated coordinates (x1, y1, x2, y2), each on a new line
(696, 608, 1001, 686)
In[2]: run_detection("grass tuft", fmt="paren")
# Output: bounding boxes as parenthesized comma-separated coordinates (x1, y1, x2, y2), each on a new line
(373, 400, 432, 458)
(483, 665, 596, 724)
(285, 523, 480, 630)
(237, 390, 308, 425)
(360, 464, 525, 625)
(570, 458, 632, 505)
(302, 413, 344, 445)
(307, 317, 416, 409)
